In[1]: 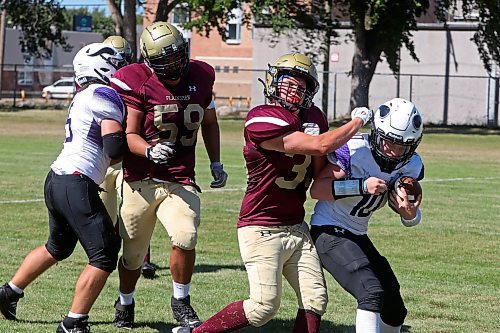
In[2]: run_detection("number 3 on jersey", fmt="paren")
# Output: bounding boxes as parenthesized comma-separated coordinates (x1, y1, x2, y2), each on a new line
(276, 154, 311, 190)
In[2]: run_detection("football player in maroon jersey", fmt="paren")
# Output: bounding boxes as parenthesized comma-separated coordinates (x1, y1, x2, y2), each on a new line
(109, 22, 227, 329)
(101, 35, 157, 280)
(172, 54, 372, 333)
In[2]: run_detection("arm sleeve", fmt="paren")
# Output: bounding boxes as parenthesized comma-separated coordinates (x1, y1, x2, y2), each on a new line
(327, 144, 352, 178)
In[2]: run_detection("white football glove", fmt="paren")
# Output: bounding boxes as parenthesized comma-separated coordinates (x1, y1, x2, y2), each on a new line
(351, 107, 373, 126)
(210, 162, 228, 188)
(146, 142, 176, 164)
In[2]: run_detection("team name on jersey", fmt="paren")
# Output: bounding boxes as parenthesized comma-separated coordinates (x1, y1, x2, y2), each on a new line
(166, 95, 191, 101)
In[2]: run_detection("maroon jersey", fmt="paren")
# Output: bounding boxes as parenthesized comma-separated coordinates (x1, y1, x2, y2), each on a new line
(111, 60, 215, 188)
(237, 104, 328, 228)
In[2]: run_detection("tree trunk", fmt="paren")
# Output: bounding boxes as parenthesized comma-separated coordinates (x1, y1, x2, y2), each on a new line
(123, 0, 136, 62)
(106, 0, 124, 36)
(349, 29, 381, 112)
(156, 0, 184, 22)
(322, 34, 330, 116)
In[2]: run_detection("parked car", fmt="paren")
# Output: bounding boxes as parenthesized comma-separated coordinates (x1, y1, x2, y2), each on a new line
(17, 78, 34, 86)
(42, 77, 75, 99)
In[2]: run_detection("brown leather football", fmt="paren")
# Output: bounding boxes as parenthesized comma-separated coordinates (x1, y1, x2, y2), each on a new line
(394, 176, 422, 203)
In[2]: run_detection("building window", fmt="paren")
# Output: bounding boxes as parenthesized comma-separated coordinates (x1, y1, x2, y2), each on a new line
(172, 4, 189, 24)
(226, 8, 242, 45)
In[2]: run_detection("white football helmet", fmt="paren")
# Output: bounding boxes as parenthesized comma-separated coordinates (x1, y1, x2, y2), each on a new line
(371, 98, 423, 172)
(73, 43, 126, 86)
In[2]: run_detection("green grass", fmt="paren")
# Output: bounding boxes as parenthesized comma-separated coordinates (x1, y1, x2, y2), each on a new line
(0, 109, 499, 332)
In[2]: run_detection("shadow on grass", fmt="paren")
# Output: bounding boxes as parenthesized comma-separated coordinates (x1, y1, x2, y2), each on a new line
(16, 318, 411, 332)
(150, 263, 246, 276)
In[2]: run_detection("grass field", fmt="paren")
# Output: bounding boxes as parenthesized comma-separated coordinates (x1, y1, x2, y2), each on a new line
(0, 109, 499, 333)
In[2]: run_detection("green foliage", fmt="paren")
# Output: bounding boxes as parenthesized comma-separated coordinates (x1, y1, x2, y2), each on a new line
(61, 7, 115, 38)
(0, 0, 72, 58)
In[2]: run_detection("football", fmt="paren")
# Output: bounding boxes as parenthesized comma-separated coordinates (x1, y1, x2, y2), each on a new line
(393, 176, 422, 203)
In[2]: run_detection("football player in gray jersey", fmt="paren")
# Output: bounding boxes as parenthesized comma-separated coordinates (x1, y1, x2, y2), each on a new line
(0, 43, 126, 333)
(309, 98, 424, 333)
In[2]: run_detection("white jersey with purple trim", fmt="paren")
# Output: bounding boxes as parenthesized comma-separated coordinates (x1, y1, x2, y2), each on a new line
(51, 84, 125, 185)
(310, 133, 424, 235)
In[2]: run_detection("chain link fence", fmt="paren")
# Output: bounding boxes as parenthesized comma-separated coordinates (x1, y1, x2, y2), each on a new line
(1, 64, 498, 128)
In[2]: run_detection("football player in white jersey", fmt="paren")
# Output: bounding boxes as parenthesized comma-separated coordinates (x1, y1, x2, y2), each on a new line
(0, 43, 126, 333)
(309, 98, 424, 333)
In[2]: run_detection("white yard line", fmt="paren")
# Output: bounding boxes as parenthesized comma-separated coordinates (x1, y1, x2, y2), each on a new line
(2, 177, 500, 204)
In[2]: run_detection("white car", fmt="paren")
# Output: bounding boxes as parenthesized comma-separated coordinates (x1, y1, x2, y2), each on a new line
(42, 77, 75, 99)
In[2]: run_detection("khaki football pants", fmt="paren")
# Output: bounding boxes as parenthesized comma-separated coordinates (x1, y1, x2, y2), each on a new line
(119, 179, 200, 270)
(238, 222, 328, 327)
(99, 163, 123, 226)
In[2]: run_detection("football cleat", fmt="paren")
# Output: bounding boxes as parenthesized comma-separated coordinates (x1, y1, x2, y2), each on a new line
(0, 283, 24, 320)
(56, 317, 91, 333)
(113, 298, 135, 329)
(172, 326, 194, 333)
(141, 261, 156, 279)
(171, 295, 201, 328)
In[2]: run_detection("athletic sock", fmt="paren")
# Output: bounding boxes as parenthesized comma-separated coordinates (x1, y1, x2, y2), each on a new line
(119, 290, 135, 305)
(172, 281, 190, 300)
(380, 319, 401, 333)
(7, 282, 24, 295)
(356, 309, 379, 333)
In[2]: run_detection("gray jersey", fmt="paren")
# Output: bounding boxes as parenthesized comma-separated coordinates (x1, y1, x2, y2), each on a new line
(310, 133, 424, 235)
(51, 84, 125, 185)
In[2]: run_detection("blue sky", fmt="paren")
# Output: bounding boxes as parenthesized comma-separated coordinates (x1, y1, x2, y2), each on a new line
(60, 0, 108, 11)
(59, 0, 144, 15)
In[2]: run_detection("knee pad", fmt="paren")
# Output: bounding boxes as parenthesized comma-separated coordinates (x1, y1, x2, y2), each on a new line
(171, 229, 198, 251)
(121, 248, 148, 271)
(243, 298, 280, 327)
(88, 240, 120, 273)
(358, 290, 384, 313)
(45, 242, 75, 262)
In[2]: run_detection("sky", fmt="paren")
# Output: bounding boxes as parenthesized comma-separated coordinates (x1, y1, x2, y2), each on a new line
(60, 0, 108, 11)
(59, 0, 144, 15)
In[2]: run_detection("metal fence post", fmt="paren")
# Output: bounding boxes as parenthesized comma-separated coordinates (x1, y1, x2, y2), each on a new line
(494, 76, 499, 127)
(12, 64, 17, 108)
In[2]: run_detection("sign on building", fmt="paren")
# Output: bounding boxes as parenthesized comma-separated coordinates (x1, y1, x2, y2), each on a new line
(73, 15, 92, 32)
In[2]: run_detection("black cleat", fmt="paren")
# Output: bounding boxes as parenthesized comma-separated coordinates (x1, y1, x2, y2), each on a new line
(0, 283, 24, 320)
(171, 295, 201, 328)
(56, 317, 91, 333)
(113, 298, 134, 329)
(141, 261, 156, 279)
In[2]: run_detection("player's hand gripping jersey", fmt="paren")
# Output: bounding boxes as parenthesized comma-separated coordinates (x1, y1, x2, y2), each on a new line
(110, 60, 215, 187)
(51, 84, 125, 185)
(238, 104, 328, 228)
(311, 133, 424, 234)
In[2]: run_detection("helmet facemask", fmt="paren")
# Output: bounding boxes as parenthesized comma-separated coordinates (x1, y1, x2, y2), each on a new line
(143, 40, 189, 82)
(266, 67, 318, 112)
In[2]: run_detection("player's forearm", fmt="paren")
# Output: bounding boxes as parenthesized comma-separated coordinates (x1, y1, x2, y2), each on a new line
(316, 118, 363, 154)
(126, 133, 150, 158)
(201, 121, 221, 163)
(310, 178, 335, 200)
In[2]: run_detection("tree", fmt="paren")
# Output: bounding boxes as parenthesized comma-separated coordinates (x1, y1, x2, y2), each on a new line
(0, 0, 72, 58)
(248, 0, 500, 111)
(106, 0, 138, 62)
